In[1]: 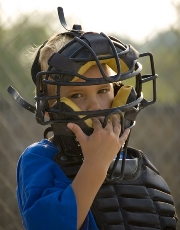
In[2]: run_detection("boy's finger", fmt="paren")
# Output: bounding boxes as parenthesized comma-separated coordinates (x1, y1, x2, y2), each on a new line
(92, 118, 103, 129)
(112, 115, 121, 135)
(67, 123, 87, 142)
(119, 128, 130, 145)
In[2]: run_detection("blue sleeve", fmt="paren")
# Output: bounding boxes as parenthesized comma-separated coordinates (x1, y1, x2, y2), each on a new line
(16, 143, 78, 230)
(16, 141, 98, 230)
(23, 184, 77, 229)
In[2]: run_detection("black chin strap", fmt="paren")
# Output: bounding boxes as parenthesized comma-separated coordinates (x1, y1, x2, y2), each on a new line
(52, 134, 83, 180)
(106, 132, 130, 183)
(7, 86, 35, 113)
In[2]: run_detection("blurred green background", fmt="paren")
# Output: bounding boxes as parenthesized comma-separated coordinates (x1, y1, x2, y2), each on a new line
(0, 0, 179, 229)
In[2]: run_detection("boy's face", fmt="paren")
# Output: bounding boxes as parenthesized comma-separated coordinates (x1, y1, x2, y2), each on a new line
(60, 64, 115, 111)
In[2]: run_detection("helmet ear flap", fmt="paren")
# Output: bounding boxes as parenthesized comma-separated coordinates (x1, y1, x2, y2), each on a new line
(112, 85, 137, 108)
(112, 85, 138, 128)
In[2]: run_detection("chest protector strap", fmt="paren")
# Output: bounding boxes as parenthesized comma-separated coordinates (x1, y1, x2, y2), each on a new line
(91, 148, 177, 229)
(53, 142, 178, 229)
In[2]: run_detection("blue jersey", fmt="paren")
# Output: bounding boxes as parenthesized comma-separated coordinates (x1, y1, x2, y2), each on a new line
(16, 139, 98, 230)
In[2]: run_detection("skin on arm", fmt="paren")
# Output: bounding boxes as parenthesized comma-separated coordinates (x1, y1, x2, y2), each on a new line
(68, 115, 130, 229)
(59, 64, 129, 228)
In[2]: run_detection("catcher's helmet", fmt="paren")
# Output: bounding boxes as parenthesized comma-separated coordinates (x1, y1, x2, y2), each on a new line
(8, 7, 157, 181)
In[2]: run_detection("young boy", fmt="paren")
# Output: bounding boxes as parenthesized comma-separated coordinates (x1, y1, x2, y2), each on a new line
(9, 7, 177, 230)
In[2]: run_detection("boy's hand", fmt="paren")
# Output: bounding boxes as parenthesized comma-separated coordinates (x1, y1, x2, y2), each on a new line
(67, 115, 130, 171)
(68, 115, 130, 229)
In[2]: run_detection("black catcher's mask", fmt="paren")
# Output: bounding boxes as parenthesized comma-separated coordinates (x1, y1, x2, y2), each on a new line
(8, 7, 157, 182)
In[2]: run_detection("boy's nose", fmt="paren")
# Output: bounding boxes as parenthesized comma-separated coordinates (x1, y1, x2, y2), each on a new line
(86, 97, 102, 111)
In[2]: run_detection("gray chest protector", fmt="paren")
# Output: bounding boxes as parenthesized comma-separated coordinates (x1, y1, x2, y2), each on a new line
(53, 138, 178, 230)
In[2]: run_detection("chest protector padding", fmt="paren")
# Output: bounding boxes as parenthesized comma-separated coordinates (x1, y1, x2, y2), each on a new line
(54, 145, 178, 230)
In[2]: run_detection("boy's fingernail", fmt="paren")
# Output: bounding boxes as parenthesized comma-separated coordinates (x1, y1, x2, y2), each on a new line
(67, 123, 73, 129)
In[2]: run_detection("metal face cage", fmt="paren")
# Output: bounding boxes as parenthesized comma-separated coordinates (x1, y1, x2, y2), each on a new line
(34, 32, 156, 129)
(7, 7, 157, 182)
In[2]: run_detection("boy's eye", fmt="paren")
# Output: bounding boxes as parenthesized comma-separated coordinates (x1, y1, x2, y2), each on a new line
(70, 93, 82, 98)
(98, 89, 109, 94)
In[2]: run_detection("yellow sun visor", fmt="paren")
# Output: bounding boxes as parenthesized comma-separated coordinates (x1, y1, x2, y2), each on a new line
(72, 58, 128, 82)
